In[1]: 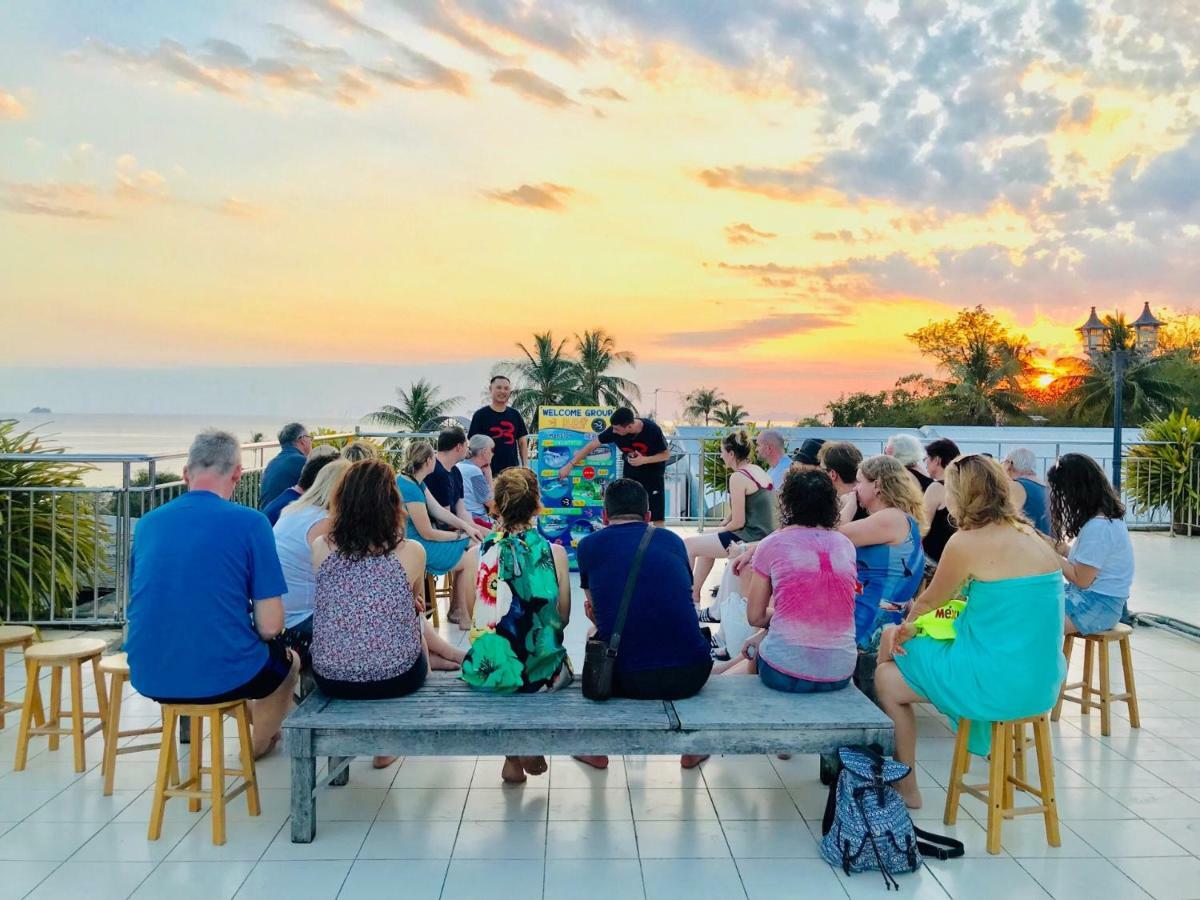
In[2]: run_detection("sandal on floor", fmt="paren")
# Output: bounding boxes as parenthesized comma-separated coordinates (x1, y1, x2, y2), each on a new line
(681, 755, 709, 769)
(698, 607, 721, 624)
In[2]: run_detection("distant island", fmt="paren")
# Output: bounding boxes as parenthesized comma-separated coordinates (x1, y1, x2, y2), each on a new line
(29, 407, 51, 413)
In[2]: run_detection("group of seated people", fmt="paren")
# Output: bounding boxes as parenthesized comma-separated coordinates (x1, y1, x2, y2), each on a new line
(124, 417, 1135, 795)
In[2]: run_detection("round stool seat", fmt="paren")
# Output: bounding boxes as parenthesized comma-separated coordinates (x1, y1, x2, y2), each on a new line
(1094, 623, 1133, 641)
(25, 637, 106, 662)
(0, 625, 36, 648)
(99, 652, 130, 675)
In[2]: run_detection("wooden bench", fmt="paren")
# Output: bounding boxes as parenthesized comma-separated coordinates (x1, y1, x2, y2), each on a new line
(283, 675, 894, 842)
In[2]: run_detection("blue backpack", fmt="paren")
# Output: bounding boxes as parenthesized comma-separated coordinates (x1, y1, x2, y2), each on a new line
(821, 746, 963, 890)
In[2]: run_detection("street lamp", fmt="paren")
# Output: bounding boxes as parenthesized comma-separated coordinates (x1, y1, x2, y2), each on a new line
(1078, 303, 1162, 492)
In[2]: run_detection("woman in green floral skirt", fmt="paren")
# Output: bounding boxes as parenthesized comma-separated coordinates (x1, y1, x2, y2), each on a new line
(461, 466, 572, 784)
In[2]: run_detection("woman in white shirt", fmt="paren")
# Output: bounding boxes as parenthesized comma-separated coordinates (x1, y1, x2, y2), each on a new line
(1046, 453, 1134, 634)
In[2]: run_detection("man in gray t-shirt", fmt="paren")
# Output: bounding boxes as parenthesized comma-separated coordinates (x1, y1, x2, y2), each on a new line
(456, 434, 495, 524)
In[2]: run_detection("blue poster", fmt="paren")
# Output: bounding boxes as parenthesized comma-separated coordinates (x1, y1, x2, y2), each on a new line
(536, 406, 617, 569)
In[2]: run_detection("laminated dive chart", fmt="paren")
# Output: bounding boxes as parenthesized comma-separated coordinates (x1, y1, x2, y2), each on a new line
(536, 406, 617, 569)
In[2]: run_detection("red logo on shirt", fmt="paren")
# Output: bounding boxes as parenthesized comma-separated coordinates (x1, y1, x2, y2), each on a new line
(622, 442, 649, 457)
(490, 421, 516, 446)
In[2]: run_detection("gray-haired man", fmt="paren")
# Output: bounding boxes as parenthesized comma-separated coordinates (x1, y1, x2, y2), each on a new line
(457, 434, 495, 526)
(259, 422, 312, 508)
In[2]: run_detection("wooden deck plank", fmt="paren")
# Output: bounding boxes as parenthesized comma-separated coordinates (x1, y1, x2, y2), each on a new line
(670, 679, 891, 731)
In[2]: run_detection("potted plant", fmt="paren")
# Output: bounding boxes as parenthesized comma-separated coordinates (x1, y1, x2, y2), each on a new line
(1124, 409, 1200, 535)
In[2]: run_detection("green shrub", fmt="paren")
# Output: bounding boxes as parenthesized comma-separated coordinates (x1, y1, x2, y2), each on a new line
(1125, 409, 1200, 534)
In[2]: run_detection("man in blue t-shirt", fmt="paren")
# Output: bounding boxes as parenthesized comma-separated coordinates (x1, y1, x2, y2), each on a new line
(126, 429, 299, 758)
(574, 479, 711, 771)
(259, 422, 312, 508)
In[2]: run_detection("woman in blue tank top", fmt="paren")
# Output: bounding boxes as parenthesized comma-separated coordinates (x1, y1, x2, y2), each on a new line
(840, 455, 927, 649)
(1003, 449, 1051, 534)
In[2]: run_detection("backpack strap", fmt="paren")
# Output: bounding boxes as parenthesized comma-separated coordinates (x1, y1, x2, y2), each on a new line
(913, 826, 965, 860)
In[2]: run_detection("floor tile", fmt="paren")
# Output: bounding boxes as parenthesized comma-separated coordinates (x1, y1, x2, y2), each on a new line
(452, 820, 546, 859)
(549, 755, 629, 789)
(391, 759, 477, 789)
(357, 820, 459, 860)
(71, 820, 194, 862)
(0, 821, 104, 860)
(463, 787, 549, 821)
(1114, 856, 1200, 900)
(991, 817, 1096, 858)
(1145, 818, 1200, 855)
(721, 819, 821, 859)
(261, 819, 370, 860)
(629, 787, 718, 820)
(315, 787, 388, 821)
(441, 859, 543, 900)
(641, 858, 745, 900)
(0, 861, 59, 900)
(233, 860, 350, 899)
(740, 858, 847, 899)
(1017, 856, 1150, 899)
(1107, 785, 1200, 818)
(700, 755, 785, 789)
(545, 819, 639, 859)
(634, 820, 729, 858)
(0, 787, 62, 822)
(544, 858, 645, 900)
(165, 817, 282, 862)
(26, 786, 141, 823)
(1070, 817, 1189, 856)
(27, 861, 155, 900)
(337, 859, 448, 900)
(927, 856, 1044, 900)
(376, 787, 468, 821)
(130, 860, 255, 900)
(548, 788, 632, 821)
(708, 788, 802, 821)
(838, 864, 949, 899)
(624, 758, 707, 789)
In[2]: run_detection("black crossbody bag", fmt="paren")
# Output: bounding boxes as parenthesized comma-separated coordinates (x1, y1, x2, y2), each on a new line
(582, 525, 656, 701)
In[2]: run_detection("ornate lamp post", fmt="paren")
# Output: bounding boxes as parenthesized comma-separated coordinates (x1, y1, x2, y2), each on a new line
(1078, 304, 1162, 492)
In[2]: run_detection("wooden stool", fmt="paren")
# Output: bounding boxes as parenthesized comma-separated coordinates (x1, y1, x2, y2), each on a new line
(945, 713, 1060, 855)
(1051, 625, 1140, 736)
(0, 626, 37, 729)
(99, 653, 167, 796)
(149, 699, 260, 846)
(422, 573, 441, 627)
(14, 638, 108, 773)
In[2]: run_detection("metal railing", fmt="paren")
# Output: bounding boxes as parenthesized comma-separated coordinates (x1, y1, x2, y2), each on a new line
(1, 427, 1192, 626)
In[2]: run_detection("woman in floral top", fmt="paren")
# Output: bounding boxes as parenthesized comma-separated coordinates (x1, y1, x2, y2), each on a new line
(461, 467, 572, 784)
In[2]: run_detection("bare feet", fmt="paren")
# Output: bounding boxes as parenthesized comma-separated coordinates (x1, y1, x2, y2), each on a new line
(573, 755, 609, 769)
(521, 755, 548, 776)
(428, 651, 462, 671)
(501, 756, 527, 784)
(252, 732, 280, 760)
(680, 754, 709, 769)
(896, 774, 923, 809)
(372, 755, 398, 769)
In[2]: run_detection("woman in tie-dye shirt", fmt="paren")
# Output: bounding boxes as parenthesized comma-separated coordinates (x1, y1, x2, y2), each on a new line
(739, 469, 858, 693)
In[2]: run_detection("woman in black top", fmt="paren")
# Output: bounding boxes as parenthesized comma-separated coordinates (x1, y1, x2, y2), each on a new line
(921, 438, 960, 564)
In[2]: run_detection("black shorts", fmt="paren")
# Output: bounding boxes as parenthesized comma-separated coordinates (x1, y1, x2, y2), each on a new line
(629, 478, 665, 521)
(151, 639, 294, 705)
(717, 530, 744, 550)
(314, 654, 427, 700)
(614, 659, 712, 701)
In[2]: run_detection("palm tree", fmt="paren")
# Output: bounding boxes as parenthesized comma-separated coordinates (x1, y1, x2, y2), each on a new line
(368, 378, 463, 432)
(1059, 314, 1184, 425)
(714, 401, 749, 427)
(506, 332, 584, 429)
(573, 329, 641, 407)
(941, 337, 1029, 425)
(683, 388, 725, 425)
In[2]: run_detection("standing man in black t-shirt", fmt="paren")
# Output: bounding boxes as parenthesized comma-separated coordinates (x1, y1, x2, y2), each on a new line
(468, 375, 529, 476)
(558, 407, 671, 524)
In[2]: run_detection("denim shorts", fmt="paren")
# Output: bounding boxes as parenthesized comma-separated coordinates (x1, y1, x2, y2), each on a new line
(1064, 583, 1126, 635)
(758, 658, 850, 694)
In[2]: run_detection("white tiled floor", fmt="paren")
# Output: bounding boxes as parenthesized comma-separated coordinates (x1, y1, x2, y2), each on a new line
(6, 533, 1200, 897)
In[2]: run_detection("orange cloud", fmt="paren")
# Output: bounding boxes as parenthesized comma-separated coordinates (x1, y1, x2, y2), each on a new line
(0, 90, 26, 119)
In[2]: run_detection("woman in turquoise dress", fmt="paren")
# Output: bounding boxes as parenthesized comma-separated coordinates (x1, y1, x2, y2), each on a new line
(396, 441, 478, 627)
(461, 467, 572, 785)
(875, 454, 1065, 809)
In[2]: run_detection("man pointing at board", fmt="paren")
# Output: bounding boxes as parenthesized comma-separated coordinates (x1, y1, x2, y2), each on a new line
(558, 407, 671, 525)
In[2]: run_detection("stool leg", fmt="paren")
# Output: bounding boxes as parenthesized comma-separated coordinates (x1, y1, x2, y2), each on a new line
(102, 672, 125, 795)
(188, 716, 204, 813)
(1033, 717, 1061, 847)
(0, 648, 6, 730)
(944, 720, 970, 826)
(149, 708, 176, 840)
(91, 655, 108, 728)
(1119, 637, 1141, 729)
(210, 711, 226, 846)
(986, 722, 1008, 855)
(13, 659, 41, 771)
(234, 703, 260, 817)
(1081, 639, 1095, 716)
(1098, 639, 1113, 736)
(69, 660, 86, 772)
(1005, 723, 1023, 811)
(47, 665, 63, 751)
(1052, 636, 1073, 722)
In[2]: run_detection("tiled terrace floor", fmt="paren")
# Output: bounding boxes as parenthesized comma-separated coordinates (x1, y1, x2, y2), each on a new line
(3, 532, 1200, 898)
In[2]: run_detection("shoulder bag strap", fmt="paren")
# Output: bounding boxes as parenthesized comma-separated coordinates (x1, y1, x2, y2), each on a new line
(608, 525, 656, 656)
(913, 825, 965, 860)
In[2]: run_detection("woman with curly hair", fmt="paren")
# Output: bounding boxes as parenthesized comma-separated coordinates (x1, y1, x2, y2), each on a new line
(1047, 453, 1133, 635)
(840, 454, 927, 649)
(461, 466, 572, 784)
(732, 469, 858, 694)
(875, 454, 1064, 808)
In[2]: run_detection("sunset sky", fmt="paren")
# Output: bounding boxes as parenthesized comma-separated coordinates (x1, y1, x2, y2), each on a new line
(3, 2, 1199, 420)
